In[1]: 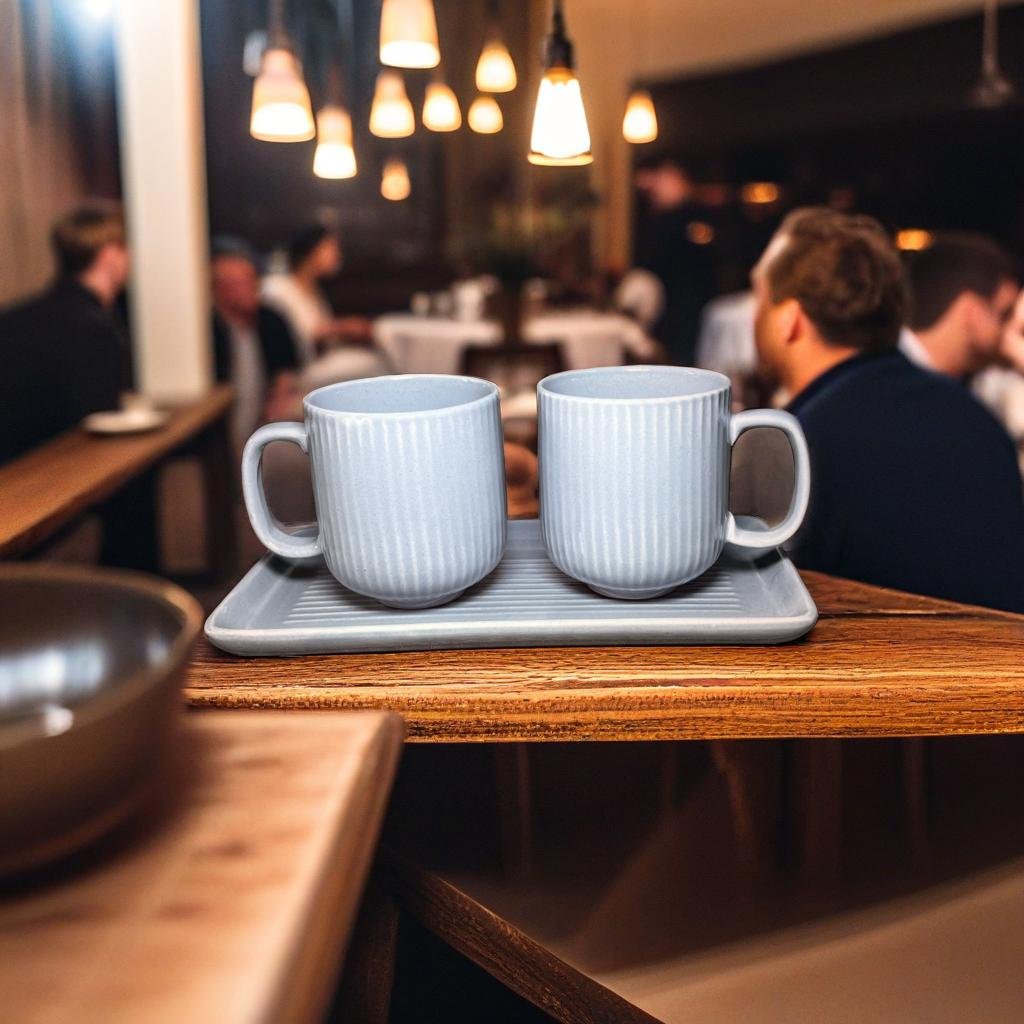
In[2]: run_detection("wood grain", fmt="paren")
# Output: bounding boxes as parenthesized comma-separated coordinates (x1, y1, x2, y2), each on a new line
(185, 573, 1024, 742)
(376, 847, 661, 1024)
(0, 710, 403, 1024)
(0, 385, 233, 557)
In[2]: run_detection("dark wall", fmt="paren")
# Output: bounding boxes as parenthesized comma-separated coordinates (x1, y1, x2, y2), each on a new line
(639, 7, 1024, 289)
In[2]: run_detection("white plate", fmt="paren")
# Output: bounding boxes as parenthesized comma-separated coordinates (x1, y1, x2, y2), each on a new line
(82, 408, 169, 435)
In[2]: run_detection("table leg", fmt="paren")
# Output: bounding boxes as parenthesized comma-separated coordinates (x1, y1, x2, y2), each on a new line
(196, 418, 238, 584)
(789, 739, 843, 890)
(494, 744, 533, 880)
(332, 875, 400, 1024)
(98, 468, 160, 573)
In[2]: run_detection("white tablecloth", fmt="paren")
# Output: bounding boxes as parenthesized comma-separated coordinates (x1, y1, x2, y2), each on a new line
(522, 311, 657, 371)
(695, 292, 757, 375)
(373, 315, 502, 375)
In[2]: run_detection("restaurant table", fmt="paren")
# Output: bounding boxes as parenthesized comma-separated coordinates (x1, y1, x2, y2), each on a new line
(187, 572, 1024, 742)
(0, 709, 403, 1024)
(522, 310, 658, 371)
(0, 385, 234, 576)
(373, 314, 502, 375)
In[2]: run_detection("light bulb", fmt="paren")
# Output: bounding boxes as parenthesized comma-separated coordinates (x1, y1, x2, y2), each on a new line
(468, 95, 503, 134)
(379, 0, 440, 69)
(622, 89, 658, 144)
(381, 158, 411, 201)
(250, 47, 316, 142)
(475, 38, 517, 93)
(528, 68, 591, 165)
(422, 81, 462, 132)
(313, 106, 357, 179)
(369, 70, 415, 138)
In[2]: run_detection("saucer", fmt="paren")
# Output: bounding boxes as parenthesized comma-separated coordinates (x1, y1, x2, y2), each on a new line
(83, 408, 169, 435)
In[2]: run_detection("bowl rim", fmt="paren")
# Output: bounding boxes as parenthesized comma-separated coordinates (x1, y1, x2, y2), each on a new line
(0, 564, 202, 746)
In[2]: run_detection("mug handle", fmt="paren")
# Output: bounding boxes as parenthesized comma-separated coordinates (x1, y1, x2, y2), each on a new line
(241, 422, 322, 560)
(725, 408, 811, 553)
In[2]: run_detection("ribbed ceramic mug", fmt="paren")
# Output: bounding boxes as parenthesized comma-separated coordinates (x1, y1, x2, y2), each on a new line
(537, 365, 810, 599)
(242, 375, 507, 609)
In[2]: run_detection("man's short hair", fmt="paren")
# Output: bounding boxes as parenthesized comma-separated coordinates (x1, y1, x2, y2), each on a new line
(50, 202, 125, 276)
(907, 233, 1017, 330)
(763, 207, 906, 351)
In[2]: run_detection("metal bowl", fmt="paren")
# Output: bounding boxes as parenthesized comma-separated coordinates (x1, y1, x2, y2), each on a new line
(0, 564, 202, 876)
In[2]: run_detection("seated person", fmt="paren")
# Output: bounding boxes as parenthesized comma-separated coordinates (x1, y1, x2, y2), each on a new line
(261, 224, 377, 365)
(0, 203, 129, 463)
(752, 207, 1024, 612)
(210, 241, 301, 451)
(901, 233, 1018, 378)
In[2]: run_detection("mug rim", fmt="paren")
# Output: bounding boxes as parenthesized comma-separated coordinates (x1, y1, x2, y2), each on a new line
(537, 364, 731, 403)
(304, 373, 499, 419)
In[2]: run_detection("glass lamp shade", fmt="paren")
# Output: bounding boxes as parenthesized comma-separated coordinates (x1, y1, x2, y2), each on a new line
(622, 89, 658, 144)
(249, 48, 315, 142)
(369, 70, 416, 138)
(379, 0, 440, 69)
(381, 158, 411, 200)
(422, 81, 462, 131)
(313, 106, 357, 179)
(528, 67, 592, 165)
(468, 94, 503, 134)
(475, 38, 517, 92)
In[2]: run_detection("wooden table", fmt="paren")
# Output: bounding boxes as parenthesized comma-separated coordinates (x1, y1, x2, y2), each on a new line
(0, 710, 403, 1024)
(187, 573, 1024, 742)
(0, 385, 234, 573)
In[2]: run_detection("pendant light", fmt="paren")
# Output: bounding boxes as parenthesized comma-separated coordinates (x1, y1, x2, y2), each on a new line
(422, 76, 462, 131)
(369, 70, 416, 138)
(249, 0, 315, 142)
(313, 105, 357, 179)
(622, 88, 657, 144)
(379, 0, 440, 69)
(381, 157, 411, 200)
(528, 0, 592, 166)
(468, 95, 503, 134)
(476, 35, 517, 92)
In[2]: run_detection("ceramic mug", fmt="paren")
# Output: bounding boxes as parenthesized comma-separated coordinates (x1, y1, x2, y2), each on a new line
(537, 365, 810, 599)
(242, 375, 507, 609)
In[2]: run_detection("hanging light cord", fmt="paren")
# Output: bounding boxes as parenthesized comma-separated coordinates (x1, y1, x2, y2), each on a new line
(982, 0, 999, 77)
(269, 0, 286, 47)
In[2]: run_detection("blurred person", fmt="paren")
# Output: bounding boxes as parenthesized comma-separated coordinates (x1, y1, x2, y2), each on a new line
(633, 156, 716, 366)
(261, 224, 377, 366)
(0, 202, 129, 463)
(902, 233, 1018, 378)
(210, 241, 301, 451)
(974, 289, 1024, 473)
(752, 207, 1024, 612)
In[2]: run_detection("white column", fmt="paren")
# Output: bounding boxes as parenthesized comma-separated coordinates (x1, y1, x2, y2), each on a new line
(115, 0, 212, 402)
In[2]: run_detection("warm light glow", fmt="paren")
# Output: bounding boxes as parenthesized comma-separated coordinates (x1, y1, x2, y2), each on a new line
(379, 0, 440, 69)
(896, 228, 934, 251)
(249, 48, 315, 142)
(422, 81, 462, 132)
(741, 182, 781, 205)
(369, 70, 415, 138)
(313, 106, 357, 179)
(687, 221, 715, 245)
(381, 158, 411, 200)
(475, 39, 517, 93)
(468, 95, 503, 134)
(622, 89, 658, 144)
(528, 68, 591, 165)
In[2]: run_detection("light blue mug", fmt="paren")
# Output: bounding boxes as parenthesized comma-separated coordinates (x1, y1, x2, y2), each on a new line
(538, 365, 810, 599)
(242, 375, 507, 608)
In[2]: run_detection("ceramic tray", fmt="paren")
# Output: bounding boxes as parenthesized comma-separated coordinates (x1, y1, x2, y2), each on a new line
(205, 518, 817, 656)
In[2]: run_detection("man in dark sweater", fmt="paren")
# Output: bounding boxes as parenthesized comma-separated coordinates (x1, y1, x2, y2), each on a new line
(0, 203, 129, 464)
(752, 208, 1024, 612)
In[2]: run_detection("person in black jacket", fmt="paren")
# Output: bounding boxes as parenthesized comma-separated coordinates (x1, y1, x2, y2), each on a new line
(0, 203, 130, 464)
(210, 243, 300, 451)
(751, 207, 1024, 613)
